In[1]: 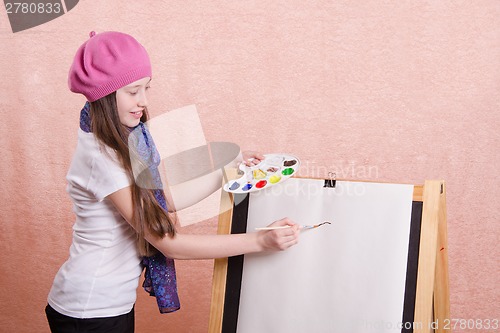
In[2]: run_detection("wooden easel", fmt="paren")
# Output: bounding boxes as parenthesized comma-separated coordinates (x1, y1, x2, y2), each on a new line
(208, 180, 450, 333)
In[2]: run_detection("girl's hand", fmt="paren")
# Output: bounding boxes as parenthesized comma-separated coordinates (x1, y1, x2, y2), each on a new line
(257, 218, 300, 251)
(241, 150, 265, 167)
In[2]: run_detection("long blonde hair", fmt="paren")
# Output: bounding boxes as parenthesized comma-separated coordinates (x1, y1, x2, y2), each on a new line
(90, 92, 176, 256)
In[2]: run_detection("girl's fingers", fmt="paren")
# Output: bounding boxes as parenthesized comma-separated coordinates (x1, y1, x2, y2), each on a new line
(278, 237, 299, 250)
(275, 230, 299, 249)
(241, 151, 266, 167)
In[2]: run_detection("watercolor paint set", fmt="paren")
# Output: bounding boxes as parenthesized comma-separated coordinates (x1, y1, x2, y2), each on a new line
(223, 154, 300, 193)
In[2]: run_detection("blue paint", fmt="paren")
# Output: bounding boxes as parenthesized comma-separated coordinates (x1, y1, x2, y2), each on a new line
(242, 183, 253, 191)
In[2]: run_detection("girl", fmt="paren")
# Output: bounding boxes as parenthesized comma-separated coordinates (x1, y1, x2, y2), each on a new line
(45, 31, 299, 333)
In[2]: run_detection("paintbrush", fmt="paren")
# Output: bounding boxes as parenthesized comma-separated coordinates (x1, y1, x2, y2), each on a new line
(255, 221, 331, 231)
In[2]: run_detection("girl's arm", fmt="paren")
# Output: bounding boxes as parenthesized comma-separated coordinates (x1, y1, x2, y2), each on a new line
(108, 186, 300, 260)
(162, 168, 223, 212)
(161, 151, 265, 212)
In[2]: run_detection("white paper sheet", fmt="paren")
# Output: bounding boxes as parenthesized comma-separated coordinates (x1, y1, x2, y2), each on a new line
(236, 179, 414, 333)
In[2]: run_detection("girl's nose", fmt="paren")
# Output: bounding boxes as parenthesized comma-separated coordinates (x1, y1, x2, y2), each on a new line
(138, 91, 148, 107)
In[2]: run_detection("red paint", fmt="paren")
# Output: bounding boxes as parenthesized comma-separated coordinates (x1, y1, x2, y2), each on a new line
(256, 180, 267, 188)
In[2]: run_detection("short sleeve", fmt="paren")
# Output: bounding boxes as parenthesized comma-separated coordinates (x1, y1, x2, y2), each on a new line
(87, 150, 132, 201)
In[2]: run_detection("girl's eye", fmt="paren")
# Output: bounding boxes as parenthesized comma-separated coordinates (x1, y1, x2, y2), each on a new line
(129, 91, 138, 95)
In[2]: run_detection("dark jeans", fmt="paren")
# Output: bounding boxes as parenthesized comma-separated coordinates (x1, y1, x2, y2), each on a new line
(45, 304, 135, 333)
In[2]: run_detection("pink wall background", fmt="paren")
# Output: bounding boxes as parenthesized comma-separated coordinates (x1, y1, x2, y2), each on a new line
(1, 1, 498, 332)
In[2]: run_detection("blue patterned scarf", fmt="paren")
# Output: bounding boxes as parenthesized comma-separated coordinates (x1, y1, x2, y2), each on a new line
(80, 102, 180, 313)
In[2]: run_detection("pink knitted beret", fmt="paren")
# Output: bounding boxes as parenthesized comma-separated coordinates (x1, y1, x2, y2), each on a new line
(68, 31, 152, 102)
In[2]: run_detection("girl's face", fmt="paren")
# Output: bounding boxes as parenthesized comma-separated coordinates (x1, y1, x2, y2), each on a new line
(115, 77, 151, 128)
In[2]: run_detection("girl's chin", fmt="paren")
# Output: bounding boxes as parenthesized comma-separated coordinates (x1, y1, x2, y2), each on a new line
(121, 119, 141, 128)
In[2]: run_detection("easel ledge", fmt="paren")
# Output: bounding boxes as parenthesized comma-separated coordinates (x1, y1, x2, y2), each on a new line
(208, 179, 450, 333)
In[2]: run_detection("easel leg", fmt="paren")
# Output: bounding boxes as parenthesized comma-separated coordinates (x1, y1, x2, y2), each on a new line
(414, 180, 449, 332)
(208, 171, 235, 333)
(433, 182, 450, 332)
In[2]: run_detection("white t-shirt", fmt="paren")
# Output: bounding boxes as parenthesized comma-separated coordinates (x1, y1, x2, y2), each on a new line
(48, 129, 143, 318)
